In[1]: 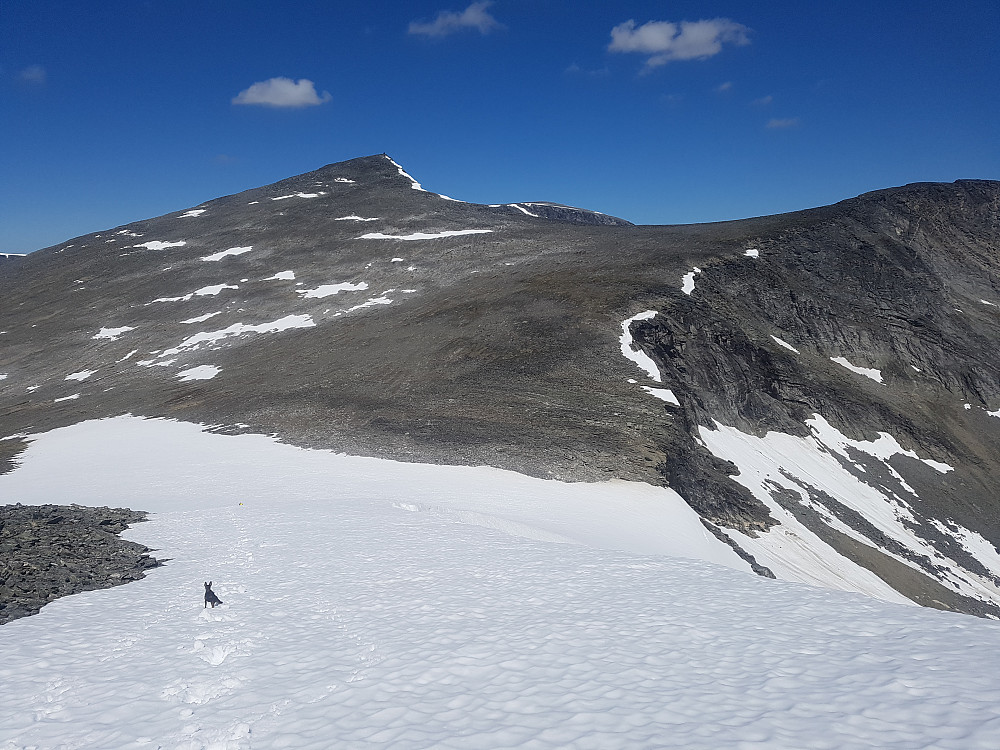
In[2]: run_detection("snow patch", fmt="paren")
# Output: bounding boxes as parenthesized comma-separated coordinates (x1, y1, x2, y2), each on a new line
(65, 370, 96, 382)
(700, 415, 999, 609)
(641, 386, 680, 405)
(831, 356, 883, 382)
(358, 229, 493, 241)
(201, 246, 252, 262)
(271, 192, 325, 200)
(159, 315, 316, 357)
(619, 310, 661, 382)
(335, 215, 379, 222)
(264, 271, 295, 281)
(744, 248, 760, 258)
(93, 326, 135, 341)
(133, 240, 186, 251)
(297, 282, 369, 299)
(180, 312, 223, 325)
(681, 267, 702, 295)
(771, 335, 800, 353)
(53, 394, 80, 402)
(179, 209, 206, 218)
(176, 365, 221, 381)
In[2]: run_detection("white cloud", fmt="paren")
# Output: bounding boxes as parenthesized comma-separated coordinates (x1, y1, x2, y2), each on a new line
(18, 65, 46, 85)
(408, 1, 503, 37)
(232, 77, 331, 108)
(752, 95, 774, 107)
(609, 18, 750, 68)
(715, 81, 733, 92)
(766, 117, 800, 129)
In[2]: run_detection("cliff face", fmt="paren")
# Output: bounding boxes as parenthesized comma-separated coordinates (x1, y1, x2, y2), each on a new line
(1, 156, 998, 615)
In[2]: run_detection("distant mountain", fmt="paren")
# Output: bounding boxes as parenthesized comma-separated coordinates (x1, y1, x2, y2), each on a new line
(1, 154, 998, 617)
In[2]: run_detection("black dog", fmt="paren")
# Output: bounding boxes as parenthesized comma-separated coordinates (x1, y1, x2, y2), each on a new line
(204, 581, 223, 608)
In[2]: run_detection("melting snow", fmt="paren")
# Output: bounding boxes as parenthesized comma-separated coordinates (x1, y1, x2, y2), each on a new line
(831, 356, 883, 382)
(0, 417, 999, 749)
(159, 315, 316, 357)
(134, 240, 186, 251)
(93, 326, 135, 341)
(745, 248, 760, 258)
(681, 267, 702, 295)
(150, 284, 239, 303)
(202, 246, 252, 262)
(339, 296, 393, 315)
(0, 374, 7, 381)
(642, 386, 680, 405)
(333, 177, 355, 183)
(980, 299, 998, 307)
(264, 271, 295, 281)
(53, 394, 80, 402)
(297, 282, 368, 299)
(385, 156, 425, 191)
(176, 365, 222, 381)
(358, 229, 493, 241)
(509, 203, 540, 217)
(180, 209, 207, 218)
(65, 370, 96, 382)
(700, 415, 998, 609)
(771, 335, 800, 353)
(180, 312, 223, 325)
(271, 192, 325, 201)
(335, 215, 380, 222)
(620, 311, 661, 382)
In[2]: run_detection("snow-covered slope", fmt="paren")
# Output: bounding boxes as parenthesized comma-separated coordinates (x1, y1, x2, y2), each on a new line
(1, 417, 999, 749)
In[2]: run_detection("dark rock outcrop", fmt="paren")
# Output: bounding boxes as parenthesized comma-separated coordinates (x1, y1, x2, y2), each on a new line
(0, 504, 162, 624)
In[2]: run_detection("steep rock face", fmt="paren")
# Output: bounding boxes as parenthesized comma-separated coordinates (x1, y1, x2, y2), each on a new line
(0, 155, 998, 616)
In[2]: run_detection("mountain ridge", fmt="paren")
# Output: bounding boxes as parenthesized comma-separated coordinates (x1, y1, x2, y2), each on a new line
(1, 155, 999, 617)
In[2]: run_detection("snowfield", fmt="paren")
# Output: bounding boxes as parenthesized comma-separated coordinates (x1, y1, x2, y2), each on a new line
(1, 417, 999, 749)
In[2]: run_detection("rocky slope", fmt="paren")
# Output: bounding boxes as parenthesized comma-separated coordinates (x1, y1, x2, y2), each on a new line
(0, 155, 998, 616)
(0, 504, 161, 624)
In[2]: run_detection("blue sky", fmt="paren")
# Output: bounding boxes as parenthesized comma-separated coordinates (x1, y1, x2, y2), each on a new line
(2, 1, 998, 253)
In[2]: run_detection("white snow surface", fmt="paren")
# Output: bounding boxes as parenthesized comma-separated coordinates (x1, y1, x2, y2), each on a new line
(619, 310, 661, 382)
(296, 282, 369, 299)
(699, 415, 1000, 609)
(202, 246, 253, 262)
(151, 284, 239, 304)
(744, 248, 760, 258)
(159, 315, 316, 357)
(176, 365, 222, 381)
(641, 386, 680, 405)
(181, 312, 223, 325)
(771, 335, 800, 353)
(358, 230, 493, 241)
(1, 417, 999, 749)
(134, 240, 186, 251)
(270, 192, 324, 201)
(335, 215, 380, 222)
(264, 271, 295, 281)
(831, 356, 884, 382)
(180, 209, 207, 218)
(92, 326, 135, 341)
(64, 370, 96, 382)
(681, 267, 701, 295)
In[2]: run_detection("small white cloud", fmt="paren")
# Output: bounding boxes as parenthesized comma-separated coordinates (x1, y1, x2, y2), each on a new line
(409, 1, 503, 37)
(715, 81, 733, 92)
(18, 65, 46, 85)
(232, 77, 331, 108)
(609, 18, 750, 68)
(752, 95, 774, 107)
(766, 117, 800, 129)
